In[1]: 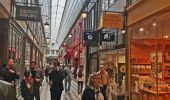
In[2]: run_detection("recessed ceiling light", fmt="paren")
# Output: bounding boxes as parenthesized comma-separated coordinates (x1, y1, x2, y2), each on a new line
(153, 22, 156, 26)
(164, 35, 168, 39)
(139, 28, 144, 32)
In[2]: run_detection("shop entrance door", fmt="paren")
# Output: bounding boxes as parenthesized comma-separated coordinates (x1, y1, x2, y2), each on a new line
(0, 19, 8, 67)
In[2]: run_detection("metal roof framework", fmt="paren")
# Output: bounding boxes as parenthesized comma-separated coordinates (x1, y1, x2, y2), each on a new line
(56, 0, 86, 48)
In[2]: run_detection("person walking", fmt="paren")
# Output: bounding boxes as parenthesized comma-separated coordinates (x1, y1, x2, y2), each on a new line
(45, 66, 50, 82)
(77, 65, 84, 94)
(64, 63, 72, 93)
(81, 73, 104, 100)
(20, 71, 34, 100)
(30, 61, 43, 100)
(0, 59, 19, 86)
(49, 61, 64, 100)
(98, 61, 110, 100)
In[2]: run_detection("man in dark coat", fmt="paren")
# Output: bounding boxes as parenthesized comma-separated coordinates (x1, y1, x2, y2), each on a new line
(0, 59, 19, 86)
(49, 61, 64, 100)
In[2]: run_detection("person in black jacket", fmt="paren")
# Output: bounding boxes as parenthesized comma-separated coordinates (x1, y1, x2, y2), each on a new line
(0, 59, 19, 86)
(49, 61, 64, 100)
(20, 71, 34, 100)
(81, 73, 104, 100)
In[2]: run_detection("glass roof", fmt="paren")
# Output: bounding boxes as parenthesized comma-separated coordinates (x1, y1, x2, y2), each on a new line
(56, 0, 86, 48)
(51, 0, 66, 45)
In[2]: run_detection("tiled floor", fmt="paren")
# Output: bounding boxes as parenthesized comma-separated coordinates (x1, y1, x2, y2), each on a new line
(40, 80, 81, 100)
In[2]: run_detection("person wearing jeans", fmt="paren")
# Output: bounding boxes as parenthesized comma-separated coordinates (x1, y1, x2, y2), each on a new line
(78, 81, 83, 94)
(77, 65, 84, 94)
(64, 64, 72, 93)
(65, 78, 71, 92)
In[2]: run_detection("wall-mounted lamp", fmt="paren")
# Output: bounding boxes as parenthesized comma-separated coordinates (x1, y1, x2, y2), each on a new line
(63, 42, 66, 46)
(46, 38, 50, 41)
(82, 11, 87, 19)
(44, 21, 49, 29)
(69, 34, 72, 38)
(121, 29, 126, 34)
(42, 15, 50, 30)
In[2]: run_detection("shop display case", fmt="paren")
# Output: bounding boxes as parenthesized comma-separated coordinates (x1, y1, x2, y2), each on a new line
(129, 12, 170, 100)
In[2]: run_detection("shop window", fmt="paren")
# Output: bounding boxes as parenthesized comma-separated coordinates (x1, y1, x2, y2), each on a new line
(100, 49, 126, 98)
(129, 12, 170, 100)
(32, 48, 35, 61)
(46, 50, 49, 55)
(52, 43, 55, 46)
(25, 41, 31, 68)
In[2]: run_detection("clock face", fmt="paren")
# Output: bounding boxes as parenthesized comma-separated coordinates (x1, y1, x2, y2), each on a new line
(88, 34, 93, 40)
(120, 66, 125, 73)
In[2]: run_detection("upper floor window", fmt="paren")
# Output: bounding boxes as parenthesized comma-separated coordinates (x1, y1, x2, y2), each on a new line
(51, 50, 55, 55)
(52, 43, 55, 46)
(56, 50, 58, 55)
(46, 50, 49, 54)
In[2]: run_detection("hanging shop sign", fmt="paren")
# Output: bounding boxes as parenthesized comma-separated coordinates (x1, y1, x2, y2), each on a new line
(99, 13, 123, 29)
(98, 29, 116, 46)
(15, 5, 41, 22)
(100, 32, 115, 42)
(83, 31, 98, 46)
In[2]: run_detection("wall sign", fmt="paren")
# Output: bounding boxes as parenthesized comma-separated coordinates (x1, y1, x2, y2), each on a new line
(83, 31, 98, 46)
(15, 5, 41, 22)
(100, 32, 115, 42)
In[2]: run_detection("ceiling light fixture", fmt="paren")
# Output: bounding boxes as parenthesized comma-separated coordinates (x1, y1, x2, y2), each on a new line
(139, 27, 144, 32)
(153, 22, 156, 26)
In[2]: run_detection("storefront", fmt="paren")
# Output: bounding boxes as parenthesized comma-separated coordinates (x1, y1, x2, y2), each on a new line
(70, 18, 84, 67)
(8, 23, 24, 75)
(100, 49, 126, 99)
(126, 0, 170, 100)
(25, 40, 31, 68)
(98, 27, 126, 100)
(127, 2, 170, 99)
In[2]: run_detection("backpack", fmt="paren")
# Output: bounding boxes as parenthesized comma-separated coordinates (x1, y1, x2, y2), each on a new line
(78, 68, 83, 77)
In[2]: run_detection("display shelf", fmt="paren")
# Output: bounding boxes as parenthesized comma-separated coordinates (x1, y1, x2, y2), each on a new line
(132, 73, 150, 75)
(131, 63, 151, 65)
(164, 68, 170, 70)
(164, 77, 170, 78)
(131, 90, 141, 94)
